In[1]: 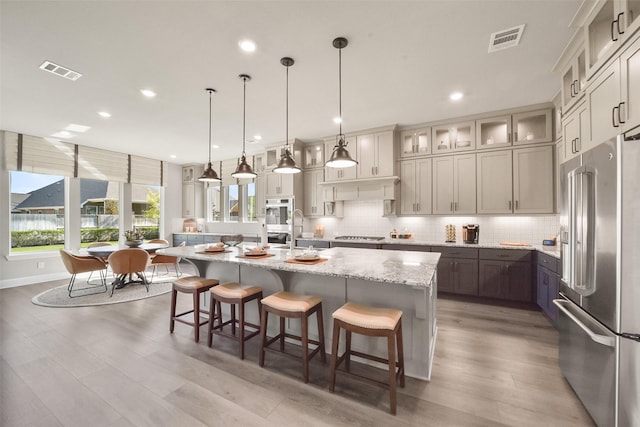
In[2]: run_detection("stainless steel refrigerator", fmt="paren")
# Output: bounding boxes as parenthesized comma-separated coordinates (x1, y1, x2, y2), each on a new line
(556, 125, 640, 427)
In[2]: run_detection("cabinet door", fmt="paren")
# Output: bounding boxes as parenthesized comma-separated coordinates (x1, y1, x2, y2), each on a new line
(325, 136, 357, 181)
(537, 266, 550, 310)
(563, 102, 587, 160)
(620, 33, 640, 132)
(506, 261, 532, 302)
(432, 156, 454, 214)
(399, 160, 417, 215)
(476, 150, 513, 214)
(303, 143, 324, 169)
(182, 182, 195, 217)
(437, 258, 455, 293)
(454, 258, 479, 296)
(478, 260, 505, 299)
(513, 109, 553, 145)
(356, 133, 376, 179)
(585, 0, 617, 75)
(375, 131, 395, 177)
(415, 158, 432, 214)
(266, 173, 280, 196)
(432, 121, 475, 153)
(399, 128, 430, 158)
(453, 154, 476, 214)
(476, 115, 512, 149)
(513, 146, 554, 214)
(587, 60, 621, 145)
(303, 169, 323, 217)
(279, 174, 294, 196)
(561, 48, 587, 111)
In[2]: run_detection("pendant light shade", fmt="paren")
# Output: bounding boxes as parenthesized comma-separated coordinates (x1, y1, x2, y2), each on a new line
(198, 88, 221, 182)
(274, 57, 301, 174)
(326, 37, 357, 169)
(232, 74, 257, 179)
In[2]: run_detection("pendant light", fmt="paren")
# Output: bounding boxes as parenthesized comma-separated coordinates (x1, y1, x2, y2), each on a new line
(232, 74, 257, 179)
(325, 37, 357, 168)
(273, 57, 301, 174)
(198, 88, 221, 182)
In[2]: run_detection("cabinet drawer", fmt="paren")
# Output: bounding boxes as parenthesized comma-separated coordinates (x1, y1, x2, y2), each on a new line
(381, 244, 430, 252)
(186, 234, 205, 245)
(479, 248, 532, 262)
(537, 251, 560, 274)
(431, 246, 478, 259)
(173, 234, 188, 246)
(296, 239, 330, 249)
(203, 235, 221, 244)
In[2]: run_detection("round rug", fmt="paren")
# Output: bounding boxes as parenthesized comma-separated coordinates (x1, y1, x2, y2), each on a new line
(32, 275, 183, 308)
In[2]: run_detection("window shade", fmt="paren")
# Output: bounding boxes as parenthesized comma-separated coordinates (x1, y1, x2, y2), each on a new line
(77, 145, 129, 182)
(130, 155, 162, 186)
(4, 133, 76, 176)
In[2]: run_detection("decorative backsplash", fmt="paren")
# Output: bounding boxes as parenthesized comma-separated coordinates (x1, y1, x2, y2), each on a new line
(307, 200, 560, 245)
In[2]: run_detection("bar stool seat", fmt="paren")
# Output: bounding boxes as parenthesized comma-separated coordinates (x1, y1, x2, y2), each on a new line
(170, 276, 219, 342)
(259, 291, 326, 383)
(329, 302, 405, 415)
(207, 282, 263, 360)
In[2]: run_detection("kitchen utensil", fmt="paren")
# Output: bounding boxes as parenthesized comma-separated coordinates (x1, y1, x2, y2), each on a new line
(445, 225, 456, 243)
(462, 224, 479, 244)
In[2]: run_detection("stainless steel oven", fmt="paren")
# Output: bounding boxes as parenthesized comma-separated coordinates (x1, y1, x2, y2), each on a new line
(265, 198, 292, 232)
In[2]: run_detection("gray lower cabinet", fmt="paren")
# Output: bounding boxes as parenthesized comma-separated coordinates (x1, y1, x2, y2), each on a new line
(173, 233, 188, 246)
(536, 252, 561, 323)
(381, 244, 430, 251)
(432, 247, 478, 296)
(330, 241, 381, 250)
(186, 234, 205, 246)
(296, 239, 330, 249)
(478, 249, 533, 302)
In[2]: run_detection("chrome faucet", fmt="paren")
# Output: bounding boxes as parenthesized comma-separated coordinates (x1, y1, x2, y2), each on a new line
(291, 209, 304, 251)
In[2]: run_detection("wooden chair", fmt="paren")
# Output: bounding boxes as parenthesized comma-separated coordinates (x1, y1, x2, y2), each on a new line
(107, 248, 150, 297)
(207, 282, 263, 359)
(149, 241, 185, 281)
(259, 291, 326, 383)
(59, 249, 107, 298)
(329, 302, 405, 415)
(170, 276, 220, 342)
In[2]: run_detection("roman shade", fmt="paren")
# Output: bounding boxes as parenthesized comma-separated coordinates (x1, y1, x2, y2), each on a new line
(77, 145, 129, 182)
(130, 155, 163, 186)
(3, 131, 75, 176)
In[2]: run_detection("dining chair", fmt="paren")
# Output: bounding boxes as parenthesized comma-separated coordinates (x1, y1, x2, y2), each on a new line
(150, 241, 185, 282)
(107, 248, 150, 297)
(59, 249, 108, 298)
(87, 241, 113, 280)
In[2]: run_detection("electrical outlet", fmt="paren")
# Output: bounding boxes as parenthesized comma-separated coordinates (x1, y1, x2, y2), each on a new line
(37, 261, 45, 269)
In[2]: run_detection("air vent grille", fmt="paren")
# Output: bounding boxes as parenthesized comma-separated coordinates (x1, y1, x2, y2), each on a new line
(488, 24, 525, 53)
(39, 61, 82, 81)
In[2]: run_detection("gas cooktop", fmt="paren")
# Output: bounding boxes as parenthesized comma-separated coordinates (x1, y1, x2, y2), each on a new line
(334, 235, 385, 241)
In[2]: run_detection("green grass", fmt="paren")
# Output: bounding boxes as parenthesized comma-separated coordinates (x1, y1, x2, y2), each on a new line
(11, 241, 119, 253)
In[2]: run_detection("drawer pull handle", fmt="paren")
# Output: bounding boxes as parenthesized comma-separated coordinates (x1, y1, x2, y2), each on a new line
(617, 12, 625, 34)
(611, 19, 619, 42)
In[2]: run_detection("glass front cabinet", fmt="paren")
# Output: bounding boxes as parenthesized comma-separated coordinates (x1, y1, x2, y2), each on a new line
(399, 127, 431, 158)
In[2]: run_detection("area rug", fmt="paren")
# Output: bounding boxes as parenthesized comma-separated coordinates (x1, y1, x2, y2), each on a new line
(32, 274, 186, 308)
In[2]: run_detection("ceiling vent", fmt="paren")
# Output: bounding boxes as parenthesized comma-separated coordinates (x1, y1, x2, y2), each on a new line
(488, 24, 525, 53)
(39, 60, 82, 81)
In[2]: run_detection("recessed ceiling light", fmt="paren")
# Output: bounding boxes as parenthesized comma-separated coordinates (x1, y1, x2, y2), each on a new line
(449, 91, 464, 101)
(239, 39, 257, 53)
(98, 111, 111, 118)
(253, 134, 262, 141)
(212, 144, 220, 149)
(65, 124, 91, 133)
(51, 131, 75, 139)
(333, 117, 342, 124)
(170, 154, 177, 159)
(140, 89, 157, 98)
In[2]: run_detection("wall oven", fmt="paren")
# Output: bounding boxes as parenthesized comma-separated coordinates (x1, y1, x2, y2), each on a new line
(265, 198, 292, 233)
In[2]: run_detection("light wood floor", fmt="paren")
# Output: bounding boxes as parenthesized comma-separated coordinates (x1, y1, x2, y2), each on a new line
(0, 267, 595, 427)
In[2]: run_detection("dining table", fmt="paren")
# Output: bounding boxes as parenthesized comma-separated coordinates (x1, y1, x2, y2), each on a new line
(86, 242, 169, 288)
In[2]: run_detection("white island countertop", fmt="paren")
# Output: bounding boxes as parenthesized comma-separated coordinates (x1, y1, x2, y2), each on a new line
(158, 245, 440, 289)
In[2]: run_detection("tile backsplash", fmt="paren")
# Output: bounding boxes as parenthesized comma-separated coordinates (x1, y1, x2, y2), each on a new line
(307, 200, 559, 245)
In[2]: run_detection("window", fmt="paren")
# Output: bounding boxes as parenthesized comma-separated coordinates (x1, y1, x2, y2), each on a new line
(79, 178, 119, 245)
(206, 184, 222, 222)
(245, 182, 257, 222)
(10, 171, 65, 253)
(226, 184, 239, 222)
(131, 183, 160, 240)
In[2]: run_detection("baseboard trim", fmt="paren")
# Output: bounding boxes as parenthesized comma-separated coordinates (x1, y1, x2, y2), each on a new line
(0, 272, 69, 289)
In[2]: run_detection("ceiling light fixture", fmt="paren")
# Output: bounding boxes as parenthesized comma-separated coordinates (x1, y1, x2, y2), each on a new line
(274, 57, 301, 174)
(231, 74, 257, 179)
(239, 39, 256, 53)
(65, 124, 91, 133)
(198, 88, 221, 183)
(140, 89, 156, 98)
(326, 37, 357, 169)
(51, 131, 75, 139)
(98, 111, 111, 118)
(449, 91, 464, 101)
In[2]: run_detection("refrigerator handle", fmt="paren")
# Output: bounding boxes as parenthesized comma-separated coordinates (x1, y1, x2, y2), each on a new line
(573, 166, 596, 296)
(553, 299, 615, 347)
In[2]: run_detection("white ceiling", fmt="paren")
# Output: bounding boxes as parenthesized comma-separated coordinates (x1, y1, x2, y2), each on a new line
(0, 1, 581, 166)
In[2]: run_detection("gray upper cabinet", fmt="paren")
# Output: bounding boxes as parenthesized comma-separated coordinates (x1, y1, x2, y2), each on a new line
(399, 127, 431, 158)
(399, 158, 431, 215)
(432, 154, 476, 215)
(324, 136, 357, 181)
(356, 131, 395, 179)
(431, 121, 476, 153)
(476, 109, 552, 150)
(303, 169, 324, 217)
(302, 142, 324, 169)
(477, 150, 513, 214)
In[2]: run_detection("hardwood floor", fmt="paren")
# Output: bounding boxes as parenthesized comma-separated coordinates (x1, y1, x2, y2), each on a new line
(0, 268, 595, 427)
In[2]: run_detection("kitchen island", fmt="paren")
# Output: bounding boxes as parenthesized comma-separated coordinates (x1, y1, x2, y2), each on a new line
(158, 245, 440, 380)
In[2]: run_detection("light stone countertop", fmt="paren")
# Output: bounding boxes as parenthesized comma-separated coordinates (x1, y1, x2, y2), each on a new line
(158, 245, 440, 288)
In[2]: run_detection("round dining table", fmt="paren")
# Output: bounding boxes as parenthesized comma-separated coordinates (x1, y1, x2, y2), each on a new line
(86, 242, 168, 258)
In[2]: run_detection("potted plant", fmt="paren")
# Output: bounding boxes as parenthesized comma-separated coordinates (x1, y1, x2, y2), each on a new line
(123, 228, 145, 247)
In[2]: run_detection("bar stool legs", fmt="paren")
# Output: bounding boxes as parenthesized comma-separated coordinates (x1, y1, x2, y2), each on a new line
(170, 276, 219, 343)
(259, 291, 326, 383)
(329, 302, 405, 415)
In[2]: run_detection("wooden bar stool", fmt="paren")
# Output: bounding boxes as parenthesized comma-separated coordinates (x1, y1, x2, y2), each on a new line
(329, 302, 405, 415)
(259, 291, 326, 383)
(170, 276, 219, 342)
(207, 282, 263, 360)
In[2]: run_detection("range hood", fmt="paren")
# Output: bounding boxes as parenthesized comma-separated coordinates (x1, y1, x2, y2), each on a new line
(319, 176, 399, 201)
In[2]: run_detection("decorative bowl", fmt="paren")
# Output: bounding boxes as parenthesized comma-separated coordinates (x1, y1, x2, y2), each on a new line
(125, 239, 143, 248)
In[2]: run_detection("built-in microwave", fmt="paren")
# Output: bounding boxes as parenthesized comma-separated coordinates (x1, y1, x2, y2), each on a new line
(265, 198, 292, 229)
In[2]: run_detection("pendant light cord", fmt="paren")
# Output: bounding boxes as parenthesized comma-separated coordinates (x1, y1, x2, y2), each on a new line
(338, 46, 342, 138)
(286, 64, 289, 150)
(242, 77, 247, 157)
(208, 89, 212, 163)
